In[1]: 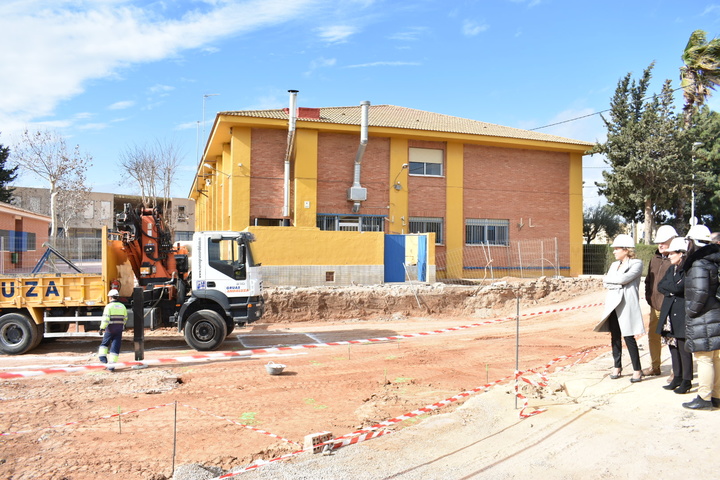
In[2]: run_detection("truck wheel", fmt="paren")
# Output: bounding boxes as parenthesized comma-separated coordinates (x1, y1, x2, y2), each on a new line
(33, 322, 45, 348)
(184, 310, 227, 351)
(0, 313, 38, 355)
(225, 320, 235, 336)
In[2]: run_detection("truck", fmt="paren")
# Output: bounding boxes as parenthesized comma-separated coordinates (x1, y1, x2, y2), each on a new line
(0, 204, 264, 355)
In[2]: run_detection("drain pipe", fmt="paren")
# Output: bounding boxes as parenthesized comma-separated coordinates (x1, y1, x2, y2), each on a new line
(283, 90, 298, 223)
(347, 100, 370, 213)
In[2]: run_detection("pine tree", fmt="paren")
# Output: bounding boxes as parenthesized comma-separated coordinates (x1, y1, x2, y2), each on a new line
(594, 64, 686, 243)
(0, 139, 19, 203)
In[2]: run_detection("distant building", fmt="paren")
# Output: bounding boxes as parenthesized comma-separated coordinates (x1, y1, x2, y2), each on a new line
(0, 201, 51, 271)
(10, 187, 195, 241)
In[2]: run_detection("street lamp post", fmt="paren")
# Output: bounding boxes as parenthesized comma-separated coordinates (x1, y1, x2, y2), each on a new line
(691, 141, 703, 227)
(202, 94, 219, 141)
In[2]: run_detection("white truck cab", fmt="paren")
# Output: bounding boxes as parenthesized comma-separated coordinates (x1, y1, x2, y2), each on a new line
(177, 231, 264, 350)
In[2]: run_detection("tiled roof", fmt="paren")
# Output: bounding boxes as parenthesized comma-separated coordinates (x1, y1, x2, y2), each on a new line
(220, 104, 592, 147)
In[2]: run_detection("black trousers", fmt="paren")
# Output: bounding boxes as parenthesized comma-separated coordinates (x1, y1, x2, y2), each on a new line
(609, 311, 642, 371)
(669, 338, 693, 381)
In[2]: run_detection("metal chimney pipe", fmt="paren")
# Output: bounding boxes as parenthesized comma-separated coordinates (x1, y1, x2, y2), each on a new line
(283, 90, 298, 220)
(348, 101, 370, 213)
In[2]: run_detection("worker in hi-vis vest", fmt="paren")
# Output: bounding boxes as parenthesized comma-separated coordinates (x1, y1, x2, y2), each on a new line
(98, 289, 128, 371)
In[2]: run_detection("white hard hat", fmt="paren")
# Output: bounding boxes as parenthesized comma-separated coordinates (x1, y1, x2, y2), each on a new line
(686, 224, 712, 244)
(654, 225, 678, 244)
(667, 237, 688, 252)
(107, 289, 119, 297)
(611, 234, 635, 248)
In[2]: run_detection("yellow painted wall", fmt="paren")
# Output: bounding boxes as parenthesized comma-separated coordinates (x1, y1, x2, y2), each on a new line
(569, 152, 583, 276)
(294, 129, 318, 227)
(221, 145, 231, 231)
(248, 226, 385, 265)
(445, 142, 464, 278)
(230, 127, 252, 231)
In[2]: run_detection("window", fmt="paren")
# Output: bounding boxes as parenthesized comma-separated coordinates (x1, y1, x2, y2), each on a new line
(409, 147, 443, 176)
(100, 201, 112, 220)
(466, 219, 510, 246)
(317, 214, 385, 232)
(175, 231, 193, 242)
(409, 217, 443, 244)
(83, 201, 94, 219)
(176, 205, 188, 223)
(0, 230, 37, 252)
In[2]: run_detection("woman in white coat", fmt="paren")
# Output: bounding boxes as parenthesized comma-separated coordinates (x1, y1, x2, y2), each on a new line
(596, 234, 646, 382)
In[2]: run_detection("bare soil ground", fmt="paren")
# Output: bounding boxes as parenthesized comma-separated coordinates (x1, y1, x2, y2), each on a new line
(1, 277, 625, 479)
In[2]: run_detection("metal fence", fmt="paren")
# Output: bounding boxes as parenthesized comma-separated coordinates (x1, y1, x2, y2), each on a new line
(436, 237, 567, 282)
(0, 237, 103, 275)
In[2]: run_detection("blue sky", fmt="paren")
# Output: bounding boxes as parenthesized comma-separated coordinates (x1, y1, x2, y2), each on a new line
(1, 0, 720, 204)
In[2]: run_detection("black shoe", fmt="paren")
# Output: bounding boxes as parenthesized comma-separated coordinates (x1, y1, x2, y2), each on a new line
(674, 380, 692, 394)
(712, 398, 720, 408)
(630, 372, 643, 383)
(682, 395, 714, 410)
(99, 356, 107, 364)
(609, 367, 622, 380)
(663, 378, 682, 390)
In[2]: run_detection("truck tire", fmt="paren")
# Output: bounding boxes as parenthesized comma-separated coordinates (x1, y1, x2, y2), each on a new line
(225, 320, 235, 336)
(0, 313, 38, 355)
(184, 309, 227, 351)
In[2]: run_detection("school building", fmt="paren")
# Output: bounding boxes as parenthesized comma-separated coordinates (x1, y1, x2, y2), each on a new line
(190, 94, 592, 286)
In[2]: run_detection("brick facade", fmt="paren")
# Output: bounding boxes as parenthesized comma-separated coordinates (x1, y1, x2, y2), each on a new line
(0, 202, 51, 271)
(316, 132, 390, 216)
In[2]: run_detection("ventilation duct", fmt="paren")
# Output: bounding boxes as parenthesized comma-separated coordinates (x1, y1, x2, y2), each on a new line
(283, 90, 298, 223)
(347, 101, 370, 213)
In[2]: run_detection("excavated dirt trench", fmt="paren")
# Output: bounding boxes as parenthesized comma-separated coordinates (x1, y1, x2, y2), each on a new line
(262, 276, 603, 322)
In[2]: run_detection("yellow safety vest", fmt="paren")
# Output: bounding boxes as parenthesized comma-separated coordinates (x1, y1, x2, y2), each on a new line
(100, 301, 128, 329)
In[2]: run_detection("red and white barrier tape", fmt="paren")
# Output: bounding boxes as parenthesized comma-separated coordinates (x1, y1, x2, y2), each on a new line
(213, 347, 604, 480)
(214, 429, 395, 479)
(0, 302, 603, 380)
(0, 402, 174, 436)
(515, 345, 605, 418)
(181, 404, 300, 445)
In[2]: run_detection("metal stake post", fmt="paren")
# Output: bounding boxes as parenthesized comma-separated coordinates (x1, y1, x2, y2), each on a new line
(514, 293, 520, 409)
(133, 287, 144, 361)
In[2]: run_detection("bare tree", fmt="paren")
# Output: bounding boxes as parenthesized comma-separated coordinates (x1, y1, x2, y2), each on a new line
(12, 129, 93, 239)
(56, 174, 92, 238)
(118, 139, 182, 234)
(118, 143, 157, 207)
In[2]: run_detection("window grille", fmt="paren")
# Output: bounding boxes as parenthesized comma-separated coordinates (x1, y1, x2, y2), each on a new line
(466, 219, 510, 246)
(409, 217, 443, 244)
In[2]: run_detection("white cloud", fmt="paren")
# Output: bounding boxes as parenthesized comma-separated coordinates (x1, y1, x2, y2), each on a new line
(77, 122, 109, 131)
(108, 100, 135, 110)
(345, 61, 421, 68)
(148, 84, 175, 96)
(462, 19, 489, 37)
(0, 0, 323, 132)
(701, 5, 720, 16)
(507, 0, 542, 6)
(389, 27, 428, 41)
(304, 57, 337, 76)
(316, 25, 357, 43)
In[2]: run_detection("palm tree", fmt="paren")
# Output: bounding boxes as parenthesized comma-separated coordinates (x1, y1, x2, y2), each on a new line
(680, 29, 720, 127)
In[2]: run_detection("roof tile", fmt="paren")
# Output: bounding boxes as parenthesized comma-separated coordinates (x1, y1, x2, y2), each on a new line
(220, 104, 592, 146)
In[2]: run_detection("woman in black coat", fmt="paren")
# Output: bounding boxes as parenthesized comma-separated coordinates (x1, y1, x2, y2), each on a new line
(681, 227, 720, 410)
(656, 237, 692, 393)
